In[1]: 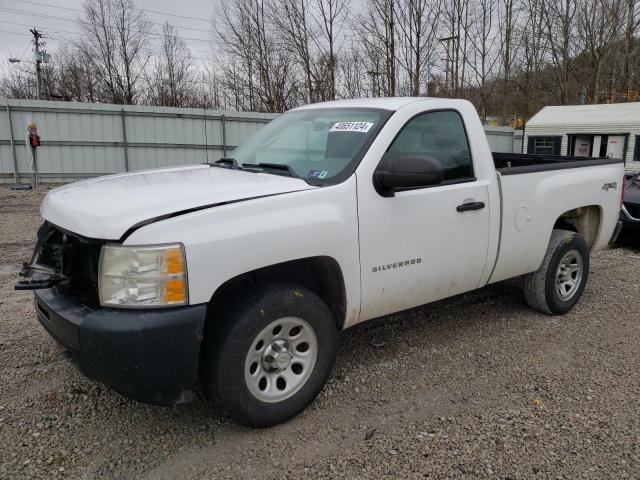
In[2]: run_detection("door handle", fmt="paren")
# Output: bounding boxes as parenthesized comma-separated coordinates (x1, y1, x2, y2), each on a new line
(456, 201, 485, 212)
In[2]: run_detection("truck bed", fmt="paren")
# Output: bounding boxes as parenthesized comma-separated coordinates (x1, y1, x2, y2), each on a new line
(488, 152, 624, 286)
(493, 152, 624, 175)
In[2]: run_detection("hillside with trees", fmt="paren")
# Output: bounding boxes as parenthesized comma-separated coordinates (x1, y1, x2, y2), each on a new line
(1, 0, 639, 123)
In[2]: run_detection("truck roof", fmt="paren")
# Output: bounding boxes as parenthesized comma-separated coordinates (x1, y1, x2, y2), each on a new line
(294, 97, 434, 111)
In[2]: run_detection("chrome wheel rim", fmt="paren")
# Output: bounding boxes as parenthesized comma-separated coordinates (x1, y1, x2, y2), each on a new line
(555, 249, 583, 301)
(244, 317, 318, 403)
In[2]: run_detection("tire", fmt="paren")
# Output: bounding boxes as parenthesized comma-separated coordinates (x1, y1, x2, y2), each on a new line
(201, 284, 338, 427)
(523, 229, 590, 315)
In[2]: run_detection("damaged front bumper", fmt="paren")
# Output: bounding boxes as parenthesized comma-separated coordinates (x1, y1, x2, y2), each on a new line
(34, 288, 207, 405)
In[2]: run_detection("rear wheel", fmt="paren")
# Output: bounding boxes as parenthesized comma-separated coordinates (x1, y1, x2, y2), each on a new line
(523, 229, 590, 315)
(201, 284, 337, 427)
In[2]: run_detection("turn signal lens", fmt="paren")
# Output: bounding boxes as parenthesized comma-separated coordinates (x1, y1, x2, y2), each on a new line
(165, 248, 185, 274)
(163, 278, 187, 303)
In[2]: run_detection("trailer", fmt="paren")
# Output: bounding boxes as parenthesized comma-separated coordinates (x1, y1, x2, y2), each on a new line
(523, 102, 640, 175)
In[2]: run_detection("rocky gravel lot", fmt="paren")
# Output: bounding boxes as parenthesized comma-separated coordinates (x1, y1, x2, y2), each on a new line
(0, 184, 639, 479)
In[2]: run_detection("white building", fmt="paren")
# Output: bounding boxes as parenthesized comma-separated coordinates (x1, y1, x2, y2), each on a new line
(524, 102, 640, 174)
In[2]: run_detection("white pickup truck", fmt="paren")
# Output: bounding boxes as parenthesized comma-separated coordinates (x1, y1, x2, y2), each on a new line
(18, 98, 624, 427)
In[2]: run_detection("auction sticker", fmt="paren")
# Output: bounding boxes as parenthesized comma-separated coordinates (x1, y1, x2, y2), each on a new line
(329, 121, 374, 133)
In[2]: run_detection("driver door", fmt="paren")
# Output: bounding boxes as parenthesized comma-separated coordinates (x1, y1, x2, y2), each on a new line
(357, 110, 491, 321)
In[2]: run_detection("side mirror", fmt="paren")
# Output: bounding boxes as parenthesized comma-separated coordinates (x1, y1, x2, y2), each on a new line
(374, 155, 444, 196)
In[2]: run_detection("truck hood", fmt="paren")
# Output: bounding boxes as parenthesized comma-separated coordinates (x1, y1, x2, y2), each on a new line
(41, 165, 314, 240)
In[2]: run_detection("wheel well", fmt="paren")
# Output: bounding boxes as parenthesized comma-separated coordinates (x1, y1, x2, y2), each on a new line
(553, 205, 601, 249)
(207, 256, 347, 329)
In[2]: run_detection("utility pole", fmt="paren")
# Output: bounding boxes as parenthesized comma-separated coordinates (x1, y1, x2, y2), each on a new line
(30, 28, 44, 100)
(438, 35, 458, 96)
(311, 79, 323, 103)
(202, 70, 210, 164)
(367, 70, 382, 97)
(9, 29, 50, 100)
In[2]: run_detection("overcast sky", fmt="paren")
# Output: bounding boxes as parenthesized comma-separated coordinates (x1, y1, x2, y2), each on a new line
(0, 0, 220, 66)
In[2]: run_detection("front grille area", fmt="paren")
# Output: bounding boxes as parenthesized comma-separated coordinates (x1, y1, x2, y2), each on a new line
(624, 202, 640, 220)
(35, 222, 105, 306)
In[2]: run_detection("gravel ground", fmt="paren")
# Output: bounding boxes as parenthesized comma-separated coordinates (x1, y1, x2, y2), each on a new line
(0, 184, 639, 479)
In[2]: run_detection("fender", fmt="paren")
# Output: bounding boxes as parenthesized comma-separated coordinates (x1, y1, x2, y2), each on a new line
(124, 177, 363, 327)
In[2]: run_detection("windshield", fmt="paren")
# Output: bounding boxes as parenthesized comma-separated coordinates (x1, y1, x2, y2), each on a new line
(229, 108, 388, 183)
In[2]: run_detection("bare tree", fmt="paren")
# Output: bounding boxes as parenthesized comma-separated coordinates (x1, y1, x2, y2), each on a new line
(314, 0, 349, 99)
(396, 0, 442, 96)
(441, 0, 472, 96)
(360, 0, 397, 96)
(3, 0, 640, 122)
(1, 45, 97, 102)
(215, 0, 298, 112)
(54, 45, 97, 102)
(199, 64, 228, 109)
(0, 63, 37, 99)
(620, 0, 640, 99)
(145, 23, 195, 107)
(541, 0, 579, 103)
(516, 0, 549, 116)
(270, 0, 318, 102)
(577, 0, 622, 103)
(500, 0, 516, 86)
(338, 41, 368, 97)
(467, 0, 501, 120)
(78, 0, 150, 104)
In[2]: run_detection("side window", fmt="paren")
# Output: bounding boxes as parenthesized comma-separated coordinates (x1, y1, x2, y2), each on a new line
(386, 110, 474, 181)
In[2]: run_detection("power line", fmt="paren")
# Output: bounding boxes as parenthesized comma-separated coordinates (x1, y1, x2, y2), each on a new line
(1, 2, 213, 34)
(0, 21, 199, 49)
(0, 7, 76, 23)
(0, 19, 69, 31)
(0, 9, 290, 51)
(0, 7, 216, 44)
(0, 29, 32, 37)
(6, 0, 212, 24)
(1, 27, 216, 63)
(1, 19, 214, 56)
(2, 10, 291, 64)
(5, 0, 80, 13)
(123, 6, 212, 24)
(0, 19, 63, 30)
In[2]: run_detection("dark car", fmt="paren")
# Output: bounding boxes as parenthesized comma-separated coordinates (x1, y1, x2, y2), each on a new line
(621, 173, 640, 233)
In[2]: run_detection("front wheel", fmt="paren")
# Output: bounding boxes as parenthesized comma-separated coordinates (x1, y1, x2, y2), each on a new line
(523, 229, 590, 315)
(201, 284, 338, 427)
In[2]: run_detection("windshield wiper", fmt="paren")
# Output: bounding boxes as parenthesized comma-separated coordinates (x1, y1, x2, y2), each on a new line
(241, 162, 300, 179)
(211, 159, 300, 179)
(210, 157, 240, 169)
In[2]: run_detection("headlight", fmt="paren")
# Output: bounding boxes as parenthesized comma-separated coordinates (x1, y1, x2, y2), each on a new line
(99, 244, 188, 308)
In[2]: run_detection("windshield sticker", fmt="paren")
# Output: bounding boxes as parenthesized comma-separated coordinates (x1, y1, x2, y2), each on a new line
(329, 121, 374, 133)
(308, 169, 329, 179)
